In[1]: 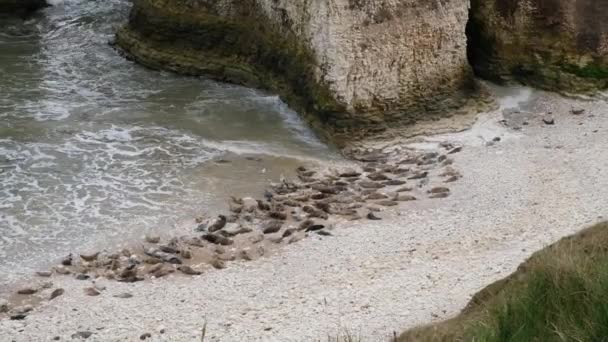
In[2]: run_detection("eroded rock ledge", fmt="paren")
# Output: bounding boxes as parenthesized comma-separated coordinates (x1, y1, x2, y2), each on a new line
(468, 0, 608, 93)
(116, 0, 479, 142)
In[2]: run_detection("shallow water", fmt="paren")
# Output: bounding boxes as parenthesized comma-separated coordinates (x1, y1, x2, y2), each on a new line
(0, 0, 336, 287)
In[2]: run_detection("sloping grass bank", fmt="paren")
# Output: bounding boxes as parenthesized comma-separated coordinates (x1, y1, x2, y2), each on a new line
(400, 222, 608, 341)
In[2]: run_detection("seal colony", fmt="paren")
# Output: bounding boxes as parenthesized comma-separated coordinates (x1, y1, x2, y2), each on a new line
(1, 141, 465, 319)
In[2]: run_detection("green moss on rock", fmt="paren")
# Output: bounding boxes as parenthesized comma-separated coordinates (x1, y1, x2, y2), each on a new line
(468, 0, 608, 93)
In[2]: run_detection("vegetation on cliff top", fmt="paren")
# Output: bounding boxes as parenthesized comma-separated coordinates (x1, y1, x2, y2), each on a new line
(399, 221, 608, 341)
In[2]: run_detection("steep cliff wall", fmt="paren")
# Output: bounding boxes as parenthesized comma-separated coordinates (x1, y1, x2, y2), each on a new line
(468, 0, 608, 92)
(116, 0, 477, 141)
(0, 0, 46, 15)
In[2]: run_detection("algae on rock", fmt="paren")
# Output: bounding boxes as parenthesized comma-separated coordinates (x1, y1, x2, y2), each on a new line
(468, 0, 608, 92)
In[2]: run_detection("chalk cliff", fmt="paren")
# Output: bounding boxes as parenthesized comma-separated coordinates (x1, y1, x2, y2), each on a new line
(468, 0, 608, 92)
(116, 0, 478, 140)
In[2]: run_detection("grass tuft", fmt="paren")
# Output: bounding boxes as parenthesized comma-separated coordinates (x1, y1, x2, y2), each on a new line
(400, 222, 608, 342)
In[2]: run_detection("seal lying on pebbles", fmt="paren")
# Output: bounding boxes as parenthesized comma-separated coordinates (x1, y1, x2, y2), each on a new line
(206, 215, 227, 233)
(38, 142, 462, 288)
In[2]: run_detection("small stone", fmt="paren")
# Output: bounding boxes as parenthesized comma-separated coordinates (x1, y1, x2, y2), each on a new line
(140, 333, 152, 340)
(396, 186, 413, 192)
(145, 235, 160, 244)
(113, 292, 133, 299)
(50, 288, 65, 300)
(71, 331, 92, 339)
(53, 336, 60, 340)
(17, 287, 37, 295)
(542, 116, 555, 125)
(492, 136, 501, 142)
(84, 287, 101, 296)
(36, 271, 52, 277)
(316, 230, 333, 236)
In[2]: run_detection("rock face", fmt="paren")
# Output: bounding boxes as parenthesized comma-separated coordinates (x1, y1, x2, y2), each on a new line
(468, 0, 608, 92)
(116, 0, 477, 141)
(0, 0, 46, 15)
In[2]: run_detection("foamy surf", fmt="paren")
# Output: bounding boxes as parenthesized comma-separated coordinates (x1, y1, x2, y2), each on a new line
(0, 0, 338, 288)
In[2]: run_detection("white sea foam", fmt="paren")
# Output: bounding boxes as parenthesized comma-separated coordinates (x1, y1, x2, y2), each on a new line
(0, 0, 335, 288)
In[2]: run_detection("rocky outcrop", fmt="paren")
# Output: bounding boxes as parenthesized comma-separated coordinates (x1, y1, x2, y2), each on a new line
(468, 0, 608, 92)
(116, 0, 479, 141)
(0, 0, 46, 15)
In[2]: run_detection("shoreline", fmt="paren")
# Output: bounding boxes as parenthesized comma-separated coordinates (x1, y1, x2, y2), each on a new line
(0, 119, 465, 319)
(0, 87, 606, 340)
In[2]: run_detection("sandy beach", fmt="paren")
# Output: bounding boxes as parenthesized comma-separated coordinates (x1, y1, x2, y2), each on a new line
(0, 87, 606, 341)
